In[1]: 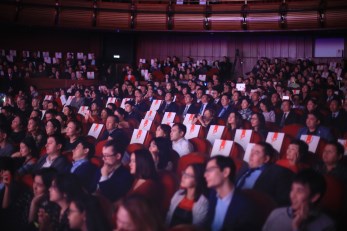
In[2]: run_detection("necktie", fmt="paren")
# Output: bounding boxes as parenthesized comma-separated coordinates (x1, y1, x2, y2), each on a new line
(218, 107, 226, 117)
(164, 103, 170, 112)
(183, 105, 189, 116)
(199, 104, 205, 115)
(236, 167, 260, 189)
(280, 113, 287, 127)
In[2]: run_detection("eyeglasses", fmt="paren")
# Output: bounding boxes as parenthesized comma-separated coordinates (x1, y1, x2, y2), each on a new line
(204, 166, 219, 173)
(102, 154, 115, 158)
(181, 171, 194, 178)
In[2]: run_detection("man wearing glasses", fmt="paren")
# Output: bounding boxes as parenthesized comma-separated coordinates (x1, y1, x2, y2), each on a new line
(92, 140, 133, 202)
(204, 155, 258, 231)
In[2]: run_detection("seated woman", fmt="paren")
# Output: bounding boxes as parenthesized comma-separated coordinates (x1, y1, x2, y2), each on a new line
(26, 117, 47, 151)
(45, 118, 62, 136)
(149, 137, 172, 171)
(114, 194, 165, 231)
(276, 139, 310, 173)
(62, 105, 77, 122)
(114, 108, 130, 129)
(128, 149, 161, 205)
(225, 111, 243, 139)
(155, 124, 172, 139)
(84, 102, 101, 124)
(192, 108, 216, 131)
(250, 112, 268, 140)
(68, 194, 112, 231)
(11, 137, 38, 176)
(64, 120, 84, 152)
(55, 112, 68, 134)
(238, 98, 253, 121)
(100, 108, 113, 125)
(40, 173, 84, 231)
(70, 89, 85, 110)
(10, 114, 27, 145)
(166, 163, 208, 227)
(259, 100, 276, 123)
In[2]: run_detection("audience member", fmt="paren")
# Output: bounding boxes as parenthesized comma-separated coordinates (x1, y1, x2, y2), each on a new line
(170, 123, 194, 157)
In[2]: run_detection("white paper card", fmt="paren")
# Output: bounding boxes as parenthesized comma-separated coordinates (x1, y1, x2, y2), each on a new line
(10, 50, 16, 56)
(185, 124, 201, 140)
(44, 57, 51, 64)
(40, 110, 46, 120)
(176, 0, 183, 4)
(87, 72, 94, 79)
(65, 96, 75, 106)
(43, 51, 50, 58)
(88, 53, 94, 60)
(44, 95, 53, 101)
(337, 139, 347, 156)
(139, 119, 153, 131)
(234, 129, 253, 151)
(300, 135, 320, 153)
(60, 95, 67, 105)
(236, 83, 246, 91)
(211, 139, 233, 157)
(162, 112, 176, 124)
(243, 143, 256, 163)
(78, 106, 89, 116)
(88, 123, 104, 139)
(120, 98, 132, 109)
(206, 125, 225, 145)
(183, 114, 195, 125)
(106, 97, 117, 107)
(266, 132, 285, 153)
(144, 110, 157, 121)
(6, 55, 13, 62)
(199, 75, 206, 81)
(55, 52, 62, 59)
(150, 100, 163, 111)
(130, 129, 147, 144)
(77, 52, 84, 59)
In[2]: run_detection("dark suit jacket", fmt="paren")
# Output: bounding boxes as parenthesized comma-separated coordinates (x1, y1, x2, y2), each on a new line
(216, 105, 236, 120)
(237, 164, 293, 206)
(134, 100, 150, 113)
(72, 161, 98, 193)
(126, 110, 142, 122)
(158, 101, 179, 114)
(92, 165, 133, 202)
(296, 125, 334, 142)
(206, 189, 259, 231)
(197, 102, 215, 115)
(276, 110, 298, 127)
(34, 154, 71, 174)
(325, 110, 347, 134)
(180, 103, 200, 116)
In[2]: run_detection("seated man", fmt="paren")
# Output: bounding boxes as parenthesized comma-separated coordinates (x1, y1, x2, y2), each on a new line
(99, 115, 126, 142)
(71, 139, 97, 193)
(124, 101, 142, 123)
(325, 98, 347, 136)
(92, 140, 133, 202)
(276, 100, 298, 128)
(215, 94, 235, 120)
(263, 169, 335, 231)
(236, 142, 294, 206)
(158, 92, 179, 114)
(315, 141, 347, 186)
(296, 111, 333, 142)
(204, 155, 259, 231)
(181, 93, 199, 118)
(34, 134, 71, 173)
(170, 123, 194, 157)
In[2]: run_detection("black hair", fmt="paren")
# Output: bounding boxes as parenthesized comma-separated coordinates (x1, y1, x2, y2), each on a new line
(103, 140, 125, 158)
(256, 142, 276, 162)
(325, 141, 345, 157)
(173, 123, 187, 136)
(132, 149, 157, 180)
(182, 163, 207, 202)
(46, 118, 62, 135)
(52, 173, 84, 203)
(20, 136, 39, 158)
(77, 139, 95, 159)
(157, 124, 171, 138)
(293, 169, 326, 204)
(151, 137, 171, 170)
(208, 155, 236, 183)
(33, 167, 57, 190)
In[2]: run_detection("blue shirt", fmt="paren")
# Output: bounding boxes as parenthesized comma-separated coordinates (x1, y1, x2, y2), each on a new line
(211, 190, 234, 231)
(237, 165, 265, 189)
(70, 158, 88, 173)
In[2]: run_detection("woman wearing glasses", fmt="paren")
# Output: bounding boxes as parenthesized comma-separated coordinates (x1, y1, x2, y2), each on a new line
(166, 163, 208, 228)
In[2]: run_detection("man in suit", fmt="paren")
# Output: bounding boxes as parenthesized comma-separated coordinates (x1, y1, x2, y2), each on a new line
(158, 92, 179, 114)
(34, 134, 71, 174)
(99, 115, 126, 141)
(197, 94, 214, 115)
(134, 89, 150, 114)
(296, 111, 334, 142)
(204, 155, 260, 231)
(325, 98, 347, 135)
(124, 100, 142, 123)
(236, 142, 294, 206)
(71, 139, 97, 193)
(215, 94, 235, 121)
(181, 93, 199, 117)
(276, 100, 298, 128)
(92, 140, 133, 202)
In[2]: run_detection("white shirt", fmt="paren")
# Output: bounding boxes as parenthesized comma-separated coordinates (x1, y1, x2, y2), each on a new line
(172, 138, 194, 157)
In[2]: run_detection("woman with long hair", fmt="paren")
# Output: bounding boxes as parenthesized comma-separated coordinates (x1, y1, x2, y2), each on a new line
(166, 163, 208, 227)
(128, 149, 161, 205)
(45, 118, 62, 136)
(250, 112, 268, 140)
(149, 137, 172, 171)
(225, 111, 243, 139)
